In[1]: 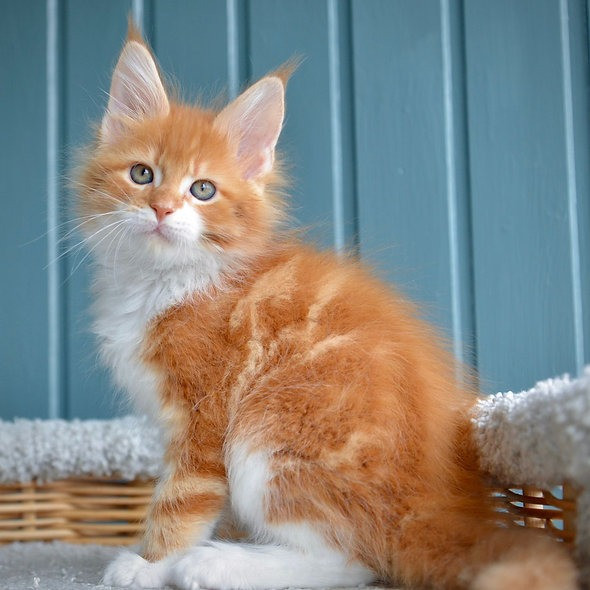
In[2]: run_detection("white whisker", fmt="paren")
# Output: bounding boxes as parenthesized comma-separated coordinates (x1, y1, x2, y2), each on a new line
(58, 211, 123, 243)
(67, 219, 131, 280)
(111, 223, 132, 285)
(19, 212, 119, 248)
(46, 218, 129, 268)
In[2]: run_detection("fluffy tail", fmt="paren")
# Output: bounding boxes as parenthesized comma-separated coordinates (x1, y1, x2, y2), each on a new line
(382, 416, 580, 589)
(386, 495, 578, 590)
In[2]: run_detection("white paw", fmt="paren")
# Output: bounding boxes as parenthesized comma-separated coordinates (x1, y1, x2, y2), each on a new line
(171, 544, 242, 590)
(102, 550, 167, 588)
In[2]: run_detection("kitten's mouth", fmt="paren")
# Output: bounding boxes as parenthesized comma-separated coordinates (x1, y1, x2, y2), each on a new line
(146, 225, 172, 244)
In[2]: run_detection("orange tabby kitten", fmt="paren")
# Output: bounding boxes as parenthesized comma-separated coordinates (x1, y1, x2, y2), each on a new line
(80, 27, 578, 590)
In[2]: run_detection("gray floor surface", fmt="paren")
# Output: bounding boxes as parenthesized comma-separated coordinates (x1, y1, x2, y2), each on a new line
(0, 542, 391, 590)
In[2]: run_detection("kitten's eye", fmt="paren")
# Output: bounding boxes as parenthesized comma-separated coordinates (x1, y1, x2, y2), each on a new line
(190, 179, 216, 201)
(130, 163, 154, 185)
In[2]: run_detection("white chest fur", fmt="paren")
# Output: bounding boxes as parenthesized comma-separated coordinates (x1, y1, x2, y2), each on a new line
(92, 258, 222, 420)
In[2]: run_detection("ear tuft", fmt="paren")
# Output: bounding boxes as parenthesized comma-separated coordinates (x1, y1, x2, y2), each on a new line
(101, 40, 169, 143)
(214, 77, 285, 180)
(269, 56, 302, 87)
(126, 15, 144, 43)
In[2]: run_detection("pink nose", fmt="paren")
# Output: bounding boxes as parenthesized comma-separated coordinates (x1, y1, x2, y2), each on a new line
(151, 203, 174, 224)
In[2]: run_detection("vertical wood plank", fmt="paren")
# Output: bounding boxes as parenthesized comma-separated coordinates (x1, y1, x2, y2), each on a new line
(464, 0, 581, 392)
(226, 0, 250, 99)
(132, 0, 144, 31)
(47, 0, 64, 418)
(559, 0, 585, 375)
(247, 0, 337, 247)
(0, 1, 50, 418)
(327, 0, 358, 252)
(62, 0, 133, 418)
(352, 0, 472, 357)
(440, 0, 475, 369)
(565, 0, 590, 370)
(150, 0, 229, 102)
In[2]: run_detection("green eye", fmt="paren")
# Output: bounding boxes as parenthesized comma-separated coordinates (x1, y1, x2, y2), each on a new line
(130, 163, 154, 185)
(190, 179, 216, 201)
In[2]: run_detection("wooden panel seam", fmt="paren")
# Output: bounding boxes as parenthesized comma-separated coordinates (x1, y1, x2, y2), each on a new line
(327, 0, 358, 253)
(132, 0, 144, 30)
(226, 0, 250, 99)
(47, 0, 63, 419)
(559, 0, 586, 374)
(440, 0, 477, 372)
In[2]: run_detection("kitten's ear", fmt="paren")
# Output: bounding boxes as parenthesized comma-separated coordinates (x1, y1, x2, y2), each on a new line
(101, 40, 169, 143)
(214, 77, 285, 180)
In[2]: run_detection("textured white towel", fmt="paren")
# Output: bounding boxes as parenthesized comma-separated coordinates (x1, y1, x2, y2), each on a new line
(473, 367, 590, 489)
(0, 415, 163, 484)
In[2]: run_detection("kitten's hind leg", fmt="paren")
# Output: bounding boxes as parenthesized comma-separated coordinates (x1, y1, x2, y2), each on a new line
(170, 540, 375, 590)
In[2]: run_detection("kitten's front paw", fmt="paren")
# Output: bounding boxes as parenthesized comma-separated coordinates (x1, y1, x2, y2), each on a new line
(102, 550, 167, 588)
(172, 544, 232, 590)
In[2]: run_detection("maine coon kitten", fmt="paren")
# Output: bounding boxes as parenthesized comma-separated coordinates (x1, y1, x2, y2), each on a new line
(80, 28, 578, 590)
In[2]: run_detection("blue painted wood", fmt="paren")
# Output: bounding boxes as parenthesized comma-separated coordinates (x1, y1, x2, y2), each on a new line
(46, 0, 64, 419)
(327, 0, 358, 253)
(62, 0, 133, 419)
(464, 0, 583, 393)
(226, 0, 250, 99)
(439, 0, 475, 369)
(150, 0, 229, 102)
(0, 1, 50, 418)
(566, 0, 590, 370)
(247, 0, 338, 248)
(351, 0, 467, 352)
(1, 0, 589, 419)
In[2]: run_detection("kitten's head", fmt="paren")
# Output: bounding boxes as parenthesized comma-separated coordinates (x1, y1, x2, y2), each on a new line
(78, 28, 288, 273)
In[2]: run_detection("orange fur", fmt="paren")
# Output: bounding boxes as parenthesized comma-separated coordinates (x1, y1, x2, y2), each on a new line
(81, 33, 579, 590)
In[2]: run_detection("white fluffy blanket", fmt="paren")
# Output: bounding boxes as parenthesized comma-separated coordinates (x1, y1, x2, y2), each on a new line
(474, 367, 590, 489)
(0, 415, 163, 484)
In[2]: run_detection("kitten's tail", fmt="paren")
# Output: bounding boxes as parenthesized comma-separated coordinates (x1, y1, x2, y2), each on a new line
(382, 416, 580, 590)
(387, 497, 578, 590)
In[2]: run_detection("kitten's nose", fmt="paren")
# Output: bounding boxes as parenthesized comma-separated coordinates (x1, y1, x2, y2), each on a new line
(151, 203, 174, 224)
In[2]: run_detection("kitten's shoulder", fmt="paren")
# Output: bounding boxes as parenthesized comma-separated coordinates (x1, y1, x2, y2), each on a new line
(234, 239, 408, 327)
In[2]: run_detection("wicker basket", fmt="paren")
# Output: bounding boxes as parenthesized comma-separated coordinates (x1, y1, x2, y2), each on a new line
(493, 483, 579, 545)
(0, 479, 579, 547)
(0, 478, 153, 545)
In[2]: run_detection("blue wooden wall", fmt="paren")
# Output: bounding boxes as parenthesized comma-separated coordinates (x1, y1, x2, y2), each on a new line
(1, 0, 589, 419)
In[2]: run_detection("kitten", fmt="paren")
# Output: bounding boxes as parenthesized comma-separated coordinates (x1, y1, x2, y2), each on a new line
(79, 27, 578, 590)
